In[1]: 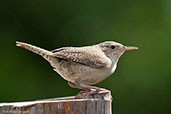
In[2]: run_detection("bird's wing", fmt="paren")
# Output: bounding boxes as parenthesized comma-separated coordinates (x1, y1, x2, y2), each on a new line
(51, 47, 106, 68)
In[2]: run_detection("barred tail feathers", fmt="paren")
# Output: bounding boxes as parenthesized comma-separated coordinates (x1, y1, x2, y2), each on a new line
(16, 41, 53, 62)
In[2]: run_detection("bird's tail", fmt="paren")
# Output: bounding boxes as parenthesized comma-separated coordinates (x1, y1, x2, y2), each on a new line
(16, 41, 54, 62)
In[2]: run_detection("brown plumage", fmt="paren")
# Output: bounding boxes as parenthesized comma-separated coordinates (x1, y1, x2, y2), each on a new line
(16, 41, 138, 91)
(52, 47, 107, 68)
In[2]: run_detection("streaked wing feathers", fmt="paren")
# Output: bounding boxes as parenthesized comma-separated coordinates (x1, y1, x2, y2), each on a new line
(51, 48, 106, 68)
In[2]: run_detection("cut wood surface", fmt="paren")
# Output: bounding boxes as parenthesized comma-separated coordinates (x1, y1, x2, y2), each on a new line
(0, 90, 112, 114)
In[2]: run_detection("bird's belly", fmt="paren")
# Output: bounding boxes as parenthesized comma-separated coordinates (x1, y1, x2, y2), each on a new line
(79, 69, 109, 85)
(51, 59, 110, 85)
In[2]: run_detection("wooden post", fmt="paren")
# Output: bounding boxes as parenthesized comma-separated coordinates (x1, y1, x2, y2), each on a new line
(0, 90, 112, 114)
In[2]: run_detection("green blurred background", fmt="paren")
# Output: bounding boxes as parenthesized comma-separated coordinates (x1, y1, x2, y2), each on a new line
(0, 0, 171, 114)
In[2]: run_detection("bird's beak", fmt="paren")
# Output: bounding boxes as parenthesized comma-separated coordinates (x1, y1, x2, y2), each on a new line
(124, 46, 138, 51)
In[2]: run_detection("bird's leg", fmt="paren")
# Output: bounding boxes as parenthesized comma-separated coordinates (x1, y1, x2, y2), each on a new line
(68, 82, 112, 100)
(68, 82, 95, 91)
(68, 82, 97, 97)
(68, 82, 107, 92)
(79, 84, 108, 92)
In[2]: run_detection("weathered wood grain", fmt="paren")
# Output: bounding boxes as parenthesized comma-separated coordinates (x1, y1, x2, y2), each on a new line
(0, 91, 112, 114)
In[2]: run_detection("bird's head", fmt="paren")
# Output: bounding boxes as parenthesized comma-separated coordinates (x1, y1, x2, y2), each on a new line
(98, 41, 138, 62)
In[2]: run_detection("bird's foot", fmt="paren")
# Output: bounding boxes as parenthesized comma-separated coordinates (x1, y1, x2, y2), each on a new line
(75, 90, 97, 99)
(68, 82, 112, 100)
(75, 89, 112, 100)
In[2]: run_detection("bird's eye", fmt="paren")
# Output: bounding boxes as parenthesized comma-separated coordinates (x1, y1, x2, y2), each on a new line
(111, 45, 116, 49)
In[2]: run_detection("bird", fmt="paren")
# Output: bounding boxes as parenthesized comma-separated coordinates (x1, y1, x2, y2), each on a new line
(16, 41, 138, 92)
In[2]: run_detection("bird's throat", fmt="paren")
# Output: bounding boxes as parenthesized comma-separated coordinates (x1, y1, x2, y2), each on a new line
(110, 63, 117, 74)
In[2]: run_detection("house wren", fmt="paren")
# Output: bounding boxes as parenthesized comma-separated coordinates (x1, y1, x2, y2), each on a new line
(16, 41, 138, 91)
